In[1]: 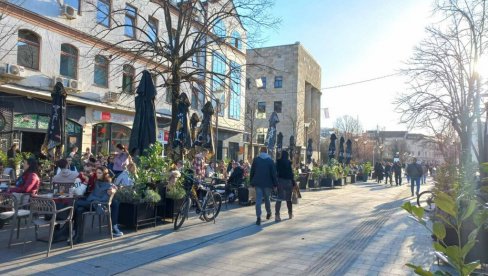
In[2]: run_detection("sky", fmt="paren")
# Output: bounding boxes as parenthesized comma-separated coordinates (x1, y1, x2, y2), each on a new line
(259, 0, 435, 131)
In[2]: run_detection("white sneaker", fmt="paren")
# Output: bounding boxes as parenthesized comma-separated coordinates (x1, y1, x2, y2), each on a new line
(112, 224, 124, 237)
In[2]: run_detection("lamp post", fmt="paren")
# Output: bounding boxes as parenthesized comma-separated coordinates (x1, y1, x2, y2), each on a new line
(362, 140, 367, 162)
(213, 90, 224, 165)
(304, 122, 310, 163)
(354, 138, 359, 161)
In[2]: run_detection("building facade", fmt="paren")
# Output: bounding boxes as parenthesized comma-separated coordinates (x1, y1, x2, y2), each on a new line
(245, 42, 322, 162)
(0, 0, 246, 160)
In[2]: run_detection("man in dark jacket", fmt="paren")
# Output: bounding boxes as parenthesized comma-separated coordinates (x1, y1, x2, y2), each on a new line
(392, 162, 402, 186)
(384, 162, 392, 186)
(406, 158, 423, 196)
(250, 147, 278, 225)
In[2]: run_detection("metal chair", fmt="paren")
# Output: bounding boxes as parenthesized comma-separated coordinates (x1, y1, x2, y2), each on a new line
(27, 197, 74, 257)
(0, 193, 30, 248)
(81, 193, 114, 241)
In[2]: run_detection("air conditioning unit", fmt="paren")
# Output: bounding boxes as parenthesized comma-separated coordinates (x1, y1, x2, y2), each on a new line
(0, 64, 25, 80)
(63, 5, 77, 20)
(103, 91, 120, 103)
(68, 79, 82, 92)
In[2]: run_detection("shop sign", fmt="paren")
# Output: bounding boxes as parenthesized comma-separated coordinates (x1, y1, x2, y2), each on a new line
(93, 110, 133, 124)
(158, 129, 169, 144)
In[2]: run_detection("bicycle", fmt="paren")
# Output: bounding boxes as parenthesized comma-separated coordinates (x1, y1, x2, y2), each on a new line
(416, 190, 435, 212)
(174, 170, 222, 231)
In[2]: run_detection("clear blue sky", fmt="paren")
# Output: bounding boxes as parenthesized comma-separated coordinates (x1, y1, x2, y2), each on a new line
(259, 0, 434, 131)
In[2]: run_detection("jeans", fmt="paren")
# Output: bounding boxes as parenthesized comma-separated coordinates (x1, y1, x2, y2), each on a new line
(410, 177, 421, 195)
(255, 187, 271, 218)
(74, 199, 120, 234)
(394, 173, 402, 185)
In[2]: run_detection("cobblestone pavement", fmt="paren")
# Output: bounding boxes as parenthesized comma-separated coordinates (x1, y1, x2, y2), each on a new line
(0, 180, 435, 276)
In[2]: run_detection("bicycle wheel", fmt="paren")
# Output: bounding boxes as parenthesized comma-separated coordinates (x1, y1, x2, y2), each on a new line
(417, 191, 435, 212)
(174, 197, 190, 230)
(203, 192, 222, 222)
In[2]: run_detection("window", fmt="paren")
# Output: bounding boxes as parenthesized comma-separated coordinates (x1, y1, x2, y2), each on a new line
(259, 77, 267, 89)
(94, 55, 108, 87)
(147, 16, 158, 43)
(191, 85, 203, 110)
(257, 102, 266, 119)
(213, 18, 226, 39)
(246, 78, 251, 89)
(274, 76, 283, 88)
(274, 101, 282, 113)
(229, 61, 241, 120)
(122, 65, 135, 93)
(231, 31, 241, 49)
(124, 4, 137, 38)
(212, 52, 226, 116)
(96, 0, 110, 27)
(17, 30, 40, 70)
(65, 0, 80, 12)
(257, 134, 265, 144)
(60, 44, 78, 79)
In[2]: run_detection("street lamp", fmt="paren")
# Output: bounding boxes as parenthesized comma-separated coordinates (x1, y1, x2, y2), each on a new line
(304, 122, 311, 163)
(354, 138, 359, 161)
(362, 140, 367, 162)
(213, 89, 224, 165)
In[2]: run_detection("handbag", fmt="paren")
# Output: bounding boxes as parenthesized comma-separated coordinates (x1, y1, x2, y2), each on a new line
(292, 186, 299, 204)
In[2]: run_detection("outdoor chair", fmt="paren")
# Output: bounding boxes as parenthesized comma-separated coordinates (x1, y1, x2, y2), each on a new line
(27, 197, 74, 257)
(81, 193, 114, 241)
(0, 193, 30, 247)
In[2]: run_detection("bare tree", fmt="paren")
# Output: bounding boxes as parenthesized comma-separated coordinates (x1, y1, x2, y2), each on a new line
(396, 0, 488, 165)
(0, 1, 26, 69)
(244, 91, 260, 160)
(85, 0, 279, 161)
(333, 115, 363, 141)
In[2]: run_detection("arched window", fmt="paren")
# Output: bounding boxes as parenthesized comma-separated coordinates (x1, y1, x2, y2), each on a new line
(231, 31, 241, 50)
(94, 55, 109, 87)
(213, 18, 226, 39)
(60, 44, 78, 79)
(122, 65, 135, 93)
(17, 30, 40, 70)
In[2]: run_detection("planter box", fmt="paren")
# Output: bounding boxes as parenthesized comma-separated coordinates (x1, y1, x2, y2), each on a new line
(334, 178, 344, 186)
(362, 174, 369, 182)
(298, 173, 310, 190)
(345, 176, 351, 184)
(320, 178, 333, 188)
(162, 197, 185, 221)
(119, 202, 157, 231)
(308, 179, 317, 189)
(351, 174, 356, 183)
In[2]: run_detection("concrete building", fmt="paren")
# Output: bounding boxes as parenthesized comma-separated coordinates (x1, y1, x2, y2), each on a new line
(366, 130, 444, 164)
(245, 42, 322, 163)
(0, 0, 246, 161)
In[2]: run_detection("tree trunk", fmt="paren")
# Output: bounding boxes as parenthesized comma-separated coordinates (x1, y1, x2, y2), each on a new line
(168, 72, 181, 163)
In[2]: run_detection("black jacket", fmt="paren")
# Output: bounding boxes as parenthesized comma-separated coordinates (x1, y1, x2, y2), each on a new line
(392, 163, 402, 174)
(250, 153, 278, 188)
(228, 166, 244, 186)
(406, 162, 423, 178)
(276, 152, 293, 180)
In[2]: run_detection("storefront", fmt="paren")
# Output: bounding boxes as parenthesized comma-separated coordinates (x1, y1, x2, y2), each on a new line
(91, 123, 131, 156)
(0, 92, 85, 156)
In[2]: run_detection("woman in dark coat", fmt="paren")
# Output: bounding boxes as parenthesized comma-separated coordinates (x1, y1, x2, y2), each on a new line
(374, 162, 384, 183)
(275, 150, 294, 221)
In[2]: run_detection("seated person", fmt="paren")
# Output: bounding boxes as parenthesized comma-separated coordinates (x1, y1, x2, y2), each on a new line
(227, 162, 244, 190)
(0, 161, 15, 186)
(9, 158, 40, 196)
(72, 167, 122, 243)
(56, 156, 78, 175)
(114, 162, 137, 187)
(52, 159, 79, 184)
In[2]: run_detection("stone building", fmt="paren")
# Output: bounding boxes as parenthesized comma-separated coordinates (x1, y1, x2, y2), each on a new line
(0, 0, 246, 161)
(245, 42, 322, 163)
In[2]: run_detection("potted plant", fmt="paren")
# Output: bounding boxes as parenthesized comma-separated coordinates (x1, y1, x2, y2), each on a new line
(310, 167, 322, 188)
(116, 143, 169, 230)
(362, 162, 372, 182)
(333, 165, 344, 186)
(321, 165, 334, 187)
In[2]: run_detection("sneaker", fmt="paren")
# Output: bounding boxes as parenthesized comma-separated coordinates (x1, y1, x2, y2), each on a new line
(275, 214, 281, 222)
(112, 225, 124, 237)
(256, 217, 261, 225)
(289, 213, 294, 219)
(266, 213, 272, 220)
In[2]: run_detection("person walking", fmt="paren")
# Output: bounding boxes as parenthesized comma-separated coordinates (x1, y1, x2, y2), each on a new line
(275, 151, 294, 221)
(392, 161, 402, 186)
(384, 162, 392, 186)
(374, 162, 384, 183)
(250, 147, 278, 225)
(113, 144, 130, 178)
(406, 158, 423, 197)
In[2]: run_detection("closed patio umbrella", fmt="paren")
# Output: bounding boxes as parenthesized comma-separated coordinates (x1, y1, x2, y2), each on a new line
(129, 70, 157, 156)
(306, 138, 313, 164)
(194, 101, 214, 153)
(345, 139, 352, 164)
(277, 132, 283, 152)
(265, 111, 280, 151)
(338, 137, 345, 163)
(41, 82, 67, 160)
(328, 133, 337, 160)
